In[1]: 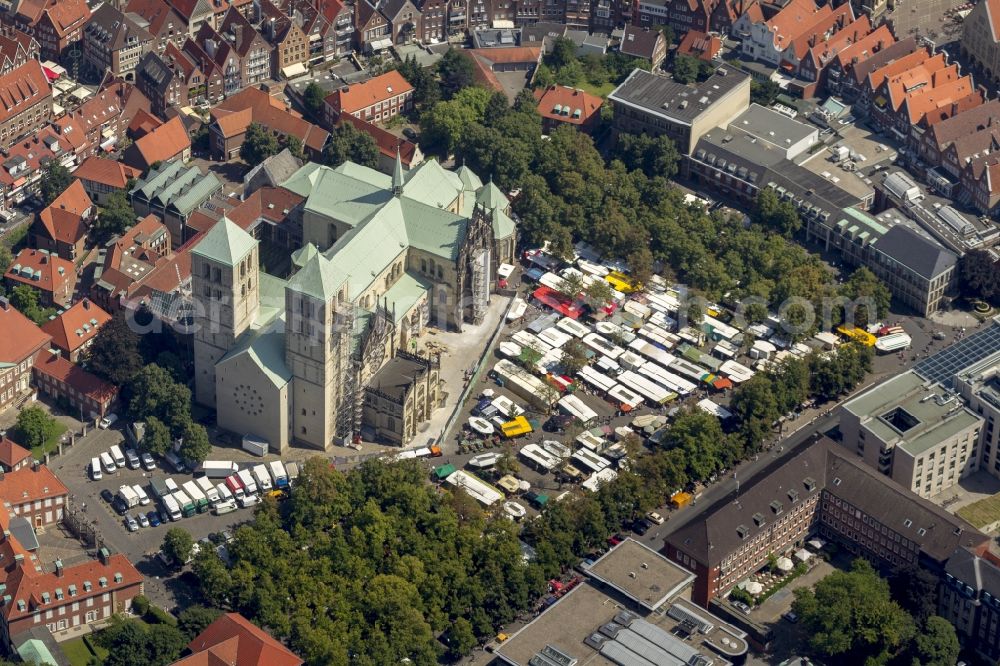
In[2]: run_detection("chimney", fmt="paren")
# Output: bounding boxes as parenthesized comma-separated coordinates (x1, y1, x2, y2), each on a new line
(32, 460, 39, 472)
(82, 298, 90, 310)
(55, 559, 63, 577)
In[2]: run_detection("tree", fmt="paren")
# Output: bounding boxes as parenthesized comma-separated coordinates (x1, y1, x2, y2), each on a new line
(162, 527, 195, 566)
(177, 605, 222, 640)
(959, 249, 1000, 303)
(613, 133, 680, 179)
(39, 161, 72, 206)
(15, 406, 58, 451)
(750, 79, 780, 106)
(517, 346, 543, 370)
(140, 416, 173, 456)
(128, 364, 192, 436)
(438, 48, 475, 99)
(663, 408, 727, 480)
(672, 54, 701, 84)
(99, 616, 187, 666)
(322, 122, 379, 169)
(447, 617, 477, 659)
(281, 134, 304, 160)
(583, 279, 614, 309)
(751, 188, 801, 237)
(889, 563, 940, 624)
(87, 315, 143, 385)
(839, 267, 891, 328)
(93, 190, 137, 242)
(911, 616, 960, 666)
(560, 339, 589, 376)
(302, 81, 327, 121)
(420, 87, 492, 156)
(178, 421, 211, 463)
(239, 123, 280, 165)
(0, 244, 12, 276)
(547, 37, 578, 71)
(792, 559, 915, 664)
(730, 374, 779, 451)
(8, 284, 54, 325)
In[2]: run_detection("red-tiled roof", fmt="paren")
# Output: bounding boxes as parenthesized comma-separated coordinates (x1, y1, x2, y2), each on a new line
(676, 30, 722, 61)
(5, 249, 74, 300)
(0, 61, 50, 126)
(128, 108, 164, 138)
(43, 0, 91, 39)
(338, 114, 419, 165)
(178, 613, 302, 666)
(225, 187, 304, 229)
(765, 0, 825, 50)
(324, 70, 414, 116)
(0, 301, 51, 365)
(213, 87, 328, 152)
(833, 24, 894, 70)
(33, 351, 119, 402)
(73, 156, 142, 189)
(985, 0, 1000, 42)
(1, 465, 68, 504)
(129, 115, 190, 168)
(39, 299, 111, 355)
(37, 180, 93, 245)
(533, 85, 603, 125)
(0, 437, 31, 469)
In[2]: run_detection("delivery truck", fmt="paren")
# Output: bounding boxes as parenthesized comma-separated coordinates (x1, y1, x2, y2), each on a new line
(237, 469, 258, 495)
(173, 490, 196, 517)
(117, 485, 140, 509)
(252, 464, 273, 492)
(268, 461, 289, 490)
(285, 462, 299, 485)
(242, 434, 268, 457)
(224, 475, 245, 500)
(131, 484, 151, 506)
(199, 460, 240, 479)
(162, 494, 182, 521)
(149, 477, 170, 500)
(182, 480, 210, 513)
(195, 476, 221, 503)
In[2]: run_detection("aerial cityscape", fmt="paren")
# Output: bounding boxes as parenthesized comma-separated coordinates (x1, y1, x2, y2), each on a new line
(0, 0, 999, 662)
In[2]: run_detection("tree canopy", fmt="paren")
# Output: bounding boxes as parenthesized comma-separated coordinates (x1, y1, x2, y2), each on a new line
(8, 284, 56, 325)
(322, 122, 380, 169)
(239, 123, 281, 165)
(959, 249, 1000, 304)
(15, 406, 59, 451)
(87, 315, 144, 385)
(93, 190, 137, 242)
(39, 161, 72, 206)
(162, 527, 195, 566)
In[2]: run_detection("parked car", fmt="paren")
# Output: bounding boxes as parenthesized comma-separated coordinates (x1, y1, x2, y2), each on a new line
(607, 533, 624, 547)
(402, 127, 417, 140)
(782, 611, 799, 624)
(140, 452, 156, 471)
(124, 515, 138, 532)
(138, 513, 150, 528)
(147, 511, 161, 527)
(100, 489, 115, 504)
(99, 413, 119, 429)
(112, 498, 128, 515)
(731, 600, 752, 614)
(632, 518, 652, 536)
(647, 511, 665, 525)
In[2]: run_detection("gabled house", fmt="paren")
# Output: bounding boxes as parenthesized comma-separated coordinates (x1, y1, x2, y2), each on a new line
(125, 0, 188, 55)
(0, 297, 51, 413)
(4, 248, 75, 307)
(323, 70, 414, 127)
(823, 24, 895, 98)
(81, 4, 153, 82)
(70, 156, 142, 206)
(173, 613, 302, 666)
(89, 214, 171, 310)
(620, 22, 667, 69)
(257, 0, 310, 78)
(136, 50, 189, 116)
(788, 14, 872, 98)
(39, 298, 111, 362)
(210, 86, 328, 160)
(0, 60, 51, 150)
(354, 0, 391, 52)
(33, 180, 94, 260)
(417, 0, 447, 43)
(0, 437, 31, 472)
(0, 29, 39, 75)
(732, 0, 852, 67)
(165, 0, 214, 35)
(838, 36, 918, 102)
(380, 0, 422, 45)
(122, 115, 191, 171)
(960, 0, 1000, 87)
(11, 0, 91, 61)
(676, 29, 720, 64)
(180, 38, 225, 103)
(917, 99, 1000, 171)
(53, 81, 152, 161)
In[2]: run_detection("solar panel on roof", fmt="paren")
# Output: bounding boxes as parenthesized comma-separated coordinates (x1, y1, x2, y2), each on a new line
(914, 321, 1000, 388)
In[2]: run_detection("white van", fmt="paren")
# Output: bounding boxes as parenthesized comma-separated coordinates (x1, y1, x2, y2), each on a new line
(213, 499, 237, 515)
(109, 445, 126, 469)
(124, 448, 141, 470)
(165, 477, 179, 493)
(131, 484, 151, 506)
(216, 483, 234, 503)
(100, 451, 116, 474)
(90, 457, 103, 481)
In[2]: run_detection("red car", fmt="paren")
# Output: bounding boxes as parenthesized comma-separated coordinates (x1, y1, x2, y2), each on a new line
(607, 533, 624, 547)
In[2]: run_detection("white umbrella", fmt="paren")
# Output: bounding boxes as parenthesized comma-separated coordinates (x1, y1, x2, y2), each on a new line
(745, 581, 763, 594)
(776, 556, 794, 572)
(807, 538, 824, 550)
(481, 389, 495, 398)
(795, 549, 812, 562)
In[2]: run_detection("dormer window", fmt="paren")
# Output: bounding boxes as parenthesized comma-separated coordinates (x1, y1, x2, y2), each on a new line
(804, 477, 816, 492)
(770, 500, 783, 515)
(788, 489, 799, 503)
(736, 524, 749, 539)
(753, 512, 765, 527)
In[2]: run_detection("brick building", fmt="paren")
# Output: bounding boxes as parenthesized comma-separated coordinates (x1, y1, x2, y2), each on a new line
(72, 157, 142, 206)
(0, 60, 51, 150)
(323, 70, 413, 126)
(32, 180, 95, 262)
(39, 299, 112, 362)
(32, 351, 119, 419)
(0, 298, 50, 413)
(4, 249, 76, 307)
(82, 4, 153, 82)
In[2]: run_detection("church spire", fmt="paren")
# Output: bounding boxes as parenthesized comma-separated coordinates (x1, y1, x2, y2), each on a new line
(392, 147, 404, 196)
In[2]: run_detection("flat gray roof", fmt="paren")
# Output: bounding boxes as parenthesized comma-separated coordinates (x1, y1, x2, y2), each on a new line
(730, 103, 816, 150)
(843, 371, 981, 456)
(586, 538, 694, 610)
(609, 68, 748, 125)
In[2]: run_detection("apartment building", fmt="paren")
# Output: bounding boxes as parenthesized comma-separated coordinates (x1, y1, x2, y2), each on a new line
(124, 0, 188, 55)
(840, 371, 983, 498)
(916, 99, 1000, 172)
(954, 351, 1000, 479)
(32, 180, 95, 262)
(257, 0, 309, 78)
(10, 0, 91, 62)
(822, 25, 895, 97)
(731, 0, 853, 66)
(39, 299, 112, 362)
(0, 60, 51, 150)
(608, 67, 750, 154)
(323, 70, 414, 126)
(4, 249, 76, 307)
(82, 4, 153, 81)
(939, 546, 1000, 664)
(664, 437, 987, 606)
(620, 22, 666, 69)
(0, 297, 51, 413)
(32, 350, 119, 418)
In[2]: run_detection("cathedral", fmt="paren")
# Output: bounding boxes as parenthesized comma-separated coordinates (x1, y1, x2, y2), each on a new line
(191, 156, 517, 452)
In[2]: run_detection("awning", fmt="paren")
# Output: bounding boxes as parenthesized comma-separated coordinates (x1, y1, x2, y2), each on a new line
(281, 62, 308, 79)
(369, 38, 392, 51)
(492, 19, 514, 28)
(42, 66, 59, 82)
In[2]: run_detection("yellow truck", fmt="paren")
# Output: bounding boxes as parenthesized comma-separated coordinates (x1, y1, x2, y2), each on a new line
(835, 325, 876, 347)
